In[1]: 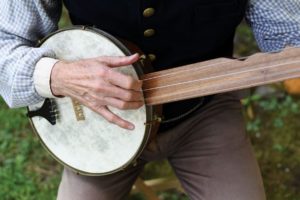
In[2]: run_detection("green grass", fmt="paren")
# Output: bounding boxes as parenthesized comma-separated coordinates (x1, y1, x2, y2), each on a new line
(0, 102, 61, 200)
(246, 95, 300, 200)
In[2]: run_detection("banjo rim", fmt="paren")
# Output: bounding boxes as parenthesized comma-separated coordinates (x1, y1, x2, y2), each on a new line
(28, 26, 157, 176)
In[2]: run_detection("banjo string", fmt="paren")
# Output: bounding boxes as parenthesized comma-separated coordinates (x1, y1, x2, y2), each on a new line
(143, 47, 300, 91)
(141, 60, 233, 81)
(162, 72, 300, 103)
(143, 59, 300, 91)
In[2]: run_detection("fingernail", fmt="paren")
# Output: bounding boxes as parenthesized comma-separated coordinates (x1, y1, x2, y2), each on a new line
(130, 53, 139, 58)
(128, 124, 135, 130)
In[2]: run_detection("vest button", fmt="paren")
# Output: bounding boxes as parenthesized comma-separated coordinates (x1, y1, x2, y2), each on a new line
(148, 54, 156, 62)
(144, 29, 155, 37)
(143, 8, 155, 17)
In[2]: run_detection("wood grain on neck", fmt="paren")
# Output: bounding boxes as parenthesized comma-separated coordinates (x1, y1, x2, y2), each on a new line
(141, 47, 300, 105)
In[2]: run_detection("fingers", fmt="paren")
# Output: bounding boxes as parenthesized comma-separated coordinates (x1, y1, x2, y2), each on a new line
(68, 78, 144, 109)
(115, 89, 143, 102)
(56, 54, 144, 130)
(100, 85, 144, 101)
(101, 54, 139, 68)
(85, 91, 144, 110)
(97, 54, 142, 91)
(103, 97, 144, 110)
(74, 95, 137, 130)
(97, 106, 135, 130)
(106, 70, 143, 91)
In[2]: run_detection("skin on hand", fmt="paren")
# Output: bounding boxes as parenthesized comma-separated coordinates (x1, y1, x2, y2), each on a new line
(50, 53, 144, 130)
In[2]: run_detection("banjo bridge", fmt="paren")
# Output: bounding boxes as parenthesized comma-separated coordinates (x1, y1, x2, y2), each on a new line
(71, 99, 85, 121)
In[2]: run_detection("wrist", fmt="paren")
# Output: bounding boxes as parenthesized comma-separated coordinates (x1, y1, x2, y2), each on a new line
(50, 60, 67, 97)
(34, 57, 60, 98)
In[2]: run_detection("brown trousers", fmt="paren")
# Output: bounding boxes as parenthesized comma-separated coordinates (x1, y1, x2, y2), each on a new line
(57, 92, 266, 200)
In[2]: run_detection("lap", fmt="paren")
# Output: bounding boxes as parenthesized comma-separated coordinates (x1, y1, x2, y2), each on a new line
(165, 93, 266, 200)
(57, 161, 145, 200)
(57, 92, 266, 200)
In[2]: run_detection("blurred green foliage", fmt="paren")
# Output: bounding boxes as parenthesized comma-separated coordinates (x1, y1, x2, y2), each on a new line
(242, 93, 300, 200)
(0, 103, 61, 200)
(1, 8, 300, 200)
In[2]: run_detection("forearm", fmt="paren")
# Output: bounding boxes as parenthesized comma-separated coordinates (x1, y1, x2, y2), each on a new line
(0, 0, 62, 107)
(246, 0, 300, 52)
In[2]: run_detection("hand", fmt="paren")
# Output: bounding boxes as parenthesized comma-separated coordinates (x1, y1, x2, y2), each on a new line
(50, 54, 143, 130)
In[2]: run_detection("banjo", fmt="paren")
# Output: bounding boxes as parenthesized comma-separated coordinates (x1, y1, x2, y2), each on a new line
(27, 26, 300, 176)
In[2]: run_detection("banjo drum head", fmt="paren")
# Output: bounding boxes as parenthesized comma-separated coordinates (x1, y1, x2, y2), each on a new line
(28, 27, 153, 175)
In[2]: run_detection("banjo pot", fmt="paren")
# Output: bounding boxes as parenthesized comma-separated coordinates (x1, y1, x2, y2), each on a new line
(28, 27, 159, 176)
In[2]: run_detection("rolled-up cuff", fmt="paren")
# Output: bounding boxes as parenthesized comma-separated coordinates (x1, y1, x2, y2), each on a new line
(33, 57, 60, 98)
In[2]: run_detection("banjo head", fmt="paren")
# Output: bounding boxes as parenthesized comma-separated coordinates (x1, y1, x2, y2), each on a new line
(28, 27, 154, 175)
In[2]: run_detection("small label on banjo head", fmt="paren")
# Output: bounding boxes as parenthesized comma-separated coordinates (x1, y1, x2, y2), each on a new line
(71, 99, 85, 121)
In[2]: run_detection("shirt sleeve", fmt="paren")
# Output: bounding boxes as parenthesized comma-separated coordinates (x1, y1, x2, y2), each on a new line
(34, 57, 60, 98)
(0, 0, 62, 108)
(246, 0, 300, 52)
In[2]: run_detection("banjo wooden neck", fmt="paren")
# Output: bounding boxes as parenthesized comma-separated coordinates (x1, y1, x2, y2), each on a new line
(141, 47, 300, 105)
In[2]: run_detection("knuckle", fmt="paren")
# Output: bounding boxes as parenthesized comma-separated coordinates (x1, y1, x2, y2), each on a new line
(96, 56, 106, 63)
(91, 84, 101, 93)
(89, 101, 98, 108)
(133, 101, 139, 107)
(132, 102, 141, 109)
(106, 117, 113, 123)
(94, 83, 105, 93)
(97, 67, 109, 77)
(107, 115, 117, 123)
(102, 56, 112, 63)
(138, 92, 144, 99)
(124, 92, 134, 101)
(138, 102, 144, 108)
(119, 101, 128, 109)
(125, 78, 135, 89)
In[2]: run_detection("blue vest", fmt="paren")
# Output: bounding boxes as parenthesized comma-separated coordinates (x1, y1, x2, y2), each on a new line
(63, 0, 247, 125)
